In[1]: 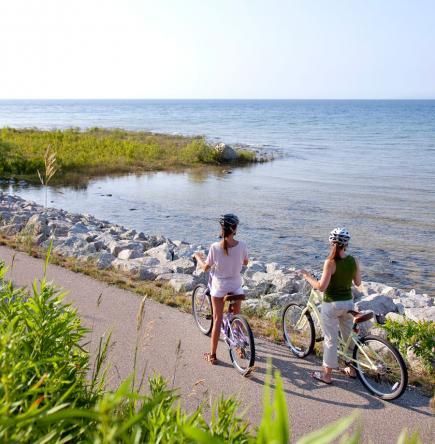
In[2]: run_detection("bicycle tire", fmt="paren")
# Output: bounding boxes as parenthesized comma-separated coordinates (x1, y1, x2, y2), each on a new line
(192, 284, 213, 336)
(228, 315, 256, 375)
(282, 303, 315, 358)
(353, 334, 408, 401)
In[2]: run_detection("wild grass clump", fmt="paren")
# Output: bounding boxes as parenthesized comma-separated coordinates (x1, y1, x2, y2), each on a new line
(0, 127, 256, 184)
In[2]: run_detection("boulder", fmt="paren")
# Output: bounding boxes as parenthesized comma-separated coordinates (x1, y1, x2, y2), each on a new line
(108, 240, 144, 257)
(96, 252, 114, 270)
(0, 223, 23, 236)
(404, 306, 435, 322)
(48, 221, 71, 237)
(385, 312, 406, 323)
(214, 143, 238, 161)
(122, 229, 137, 238)
(168, 257, 195, 274)
(156, 273, 194, 292)
(355, 294, 397, 315)
(118, 248, 143, 260)
(69, 222, 90, 235)
(145, 242, 175, 263)
(25, 213, 49, 241)
(271, 272, 297, 294)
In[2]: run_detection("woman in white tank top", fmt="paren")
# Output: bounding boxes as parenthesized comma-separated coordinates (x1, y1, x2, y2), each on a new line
(194, 214, 249, 365)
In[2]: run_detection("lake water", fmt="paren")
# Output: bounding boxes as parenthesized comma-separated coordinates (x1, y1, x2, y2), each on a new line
(1, 100, 434, 293)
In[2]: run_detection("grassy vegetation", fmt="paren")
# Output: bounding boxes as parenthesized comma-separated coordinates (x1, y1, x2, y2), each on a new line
(380, 318, 435, 391)
(0, 127, 257, 184)
(0, 262, 424, 443)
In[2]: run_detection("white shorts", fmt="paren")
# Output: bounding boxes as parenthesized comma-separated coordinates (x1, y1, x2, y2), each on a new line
(211, 287, 244, 298)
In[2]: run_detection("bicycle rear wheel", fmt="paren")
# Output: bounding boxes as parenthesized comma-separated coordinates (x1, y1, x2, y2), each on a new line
(228, 315, 255, 375)
(282, 303, 315, 358)
(353, 335, 408, 400)
(192, 284, 213, 336)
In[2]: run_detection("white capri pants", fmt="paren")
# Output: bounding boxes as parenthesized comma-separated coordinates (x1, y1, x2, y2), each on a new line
(321, 300, 354, 369)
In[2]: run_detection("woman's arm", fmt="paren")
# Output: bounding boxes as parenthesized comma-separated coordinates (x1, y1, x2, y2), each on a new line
(194, 252, 211, 272)
(301, 259, 334, 292)
(353, 257, 362, 286)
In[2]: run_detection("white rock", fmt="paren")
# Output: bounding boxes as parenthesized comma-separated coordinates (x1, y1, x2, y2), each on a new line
(214, 143, 237, 161)
(118, 248, 143, 260)
(96, 252, 114, 269)
(168, 257, 195, 274)
(385, 312, 406, 323)
(156, 273, 194, 292)
(355, 294, 397, 315)
(405, 306, 435, 322)
(145, 242, 175, 263)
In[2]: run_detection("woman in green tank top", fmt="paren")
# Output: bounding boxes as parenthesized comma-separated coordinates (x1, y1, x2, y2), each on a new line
(301, 227, 361, 385)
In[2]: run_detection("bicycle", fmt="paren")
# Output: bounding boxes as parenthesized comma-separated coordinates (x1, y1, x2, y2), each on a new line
(282, 279, 408, 400)
(191, 269, 256, 376)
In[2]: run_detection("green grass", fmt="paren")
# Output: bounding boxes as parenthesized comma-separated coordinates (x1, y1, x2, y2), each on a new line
(0, 127, 256, 184)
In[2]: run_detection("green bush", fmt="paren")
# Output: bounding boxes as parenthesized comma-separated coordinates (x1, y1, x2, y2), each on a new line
(180, 139, 219, 164)
(381, 318, 435, 373)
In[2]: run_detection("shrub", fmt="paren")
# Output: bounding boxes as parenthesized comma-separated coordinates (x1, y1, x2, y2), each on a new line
(381, 318, 435, 373)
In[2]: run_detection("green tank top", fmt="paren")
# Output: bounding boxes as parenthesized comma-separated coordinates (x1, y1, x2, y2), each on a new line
(323, 255, 356, 302)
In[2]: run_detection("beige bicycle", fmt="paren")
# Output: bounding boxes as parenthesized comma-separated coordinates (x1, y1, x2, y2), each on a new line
(281, 281, 408, 400)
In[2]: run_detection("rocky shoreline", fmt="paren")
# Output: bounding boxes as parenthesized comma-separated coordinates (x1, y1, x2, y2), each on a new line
(0, 192, 433, 323)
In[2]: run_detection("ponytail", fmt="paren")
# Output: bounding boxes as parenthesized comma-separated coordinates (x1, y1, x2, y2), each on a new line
(220, 225, 236, 255)
(327, 243, 344, 261)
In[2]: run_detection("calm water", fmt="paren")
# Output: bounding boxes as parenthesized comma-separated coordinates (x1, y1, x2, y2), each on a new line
(1, 100, 434, 293)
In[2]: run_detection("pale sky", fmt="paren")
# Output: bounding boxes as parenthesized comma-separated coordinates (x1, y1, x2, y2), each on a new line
(1, 0, 434, 99)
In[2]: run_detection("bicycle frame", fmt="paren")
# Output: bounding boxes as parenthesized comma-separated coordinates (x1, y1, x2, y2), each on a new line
(298, 289, 383, 372)
(200, 271, 246, 349)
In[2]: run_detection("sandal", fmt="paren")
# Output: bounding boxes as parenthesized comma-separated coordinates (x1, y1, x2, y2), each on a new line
(339, 366, 357, 379)
(311, 371, 332, 385)
(204, 352, 218, 365)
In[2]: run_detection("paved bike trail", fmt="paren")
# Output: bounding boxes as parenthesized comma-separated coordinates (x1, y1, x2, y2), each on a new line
(1, 246, 433, 443)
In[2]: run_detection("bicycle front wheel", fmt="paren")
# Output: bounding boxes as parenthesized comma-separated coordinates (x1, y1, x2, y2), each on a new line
(192, 284, 213, 336)
(282, 303, 315, 358)
(353, 335, 408, 401)
(228, 315, 255, 375)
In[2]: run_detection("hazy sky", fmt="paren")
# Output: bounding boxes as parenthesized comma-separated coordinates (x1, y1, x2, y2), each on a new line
(1, 0, 434, 99)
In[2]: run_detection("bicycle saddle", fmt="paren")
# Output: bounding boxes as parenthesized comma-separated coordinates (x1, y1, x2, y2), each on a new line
(347, 310, 374, 324)
(223, 294, 246, 302)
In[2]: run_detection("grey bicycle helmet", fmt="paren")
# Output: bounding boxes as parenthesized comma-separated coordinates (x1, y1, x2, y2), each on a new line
(329, 227, 351, 246)
(219, 213, 239, 228)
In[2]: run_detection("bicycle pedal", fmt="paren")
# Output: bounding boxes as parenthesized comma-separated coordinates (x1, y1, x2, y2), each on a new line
(205, 315, 212, 320)
(315, 337, 324, 342)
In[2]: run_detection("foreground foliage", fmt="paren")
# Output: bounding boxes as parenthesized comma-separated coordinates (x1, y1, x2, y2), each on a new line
(0, 262, 423, 443)
(381, 318, 435, 374)
(0, 127, 255, 183)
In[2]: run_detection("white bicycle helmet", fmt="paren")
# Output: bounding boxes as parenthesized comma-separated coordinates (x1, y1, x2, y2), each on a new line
(329, 227, 351, 246)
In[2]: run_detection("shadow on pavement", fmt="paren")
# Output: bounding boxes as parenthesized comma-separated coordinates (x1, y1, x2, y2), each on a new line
(247, 340, 432, 415)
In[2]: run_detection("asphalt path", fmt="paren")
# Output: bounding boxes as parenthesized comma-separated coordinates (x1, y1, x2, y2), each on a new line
(1, 246, 433, 443)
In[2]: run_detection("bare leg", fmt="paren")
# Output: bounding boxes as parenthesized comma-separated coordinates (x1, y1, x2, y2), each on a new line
(210, 297, 225, 356)
(232, 300, 242, 315)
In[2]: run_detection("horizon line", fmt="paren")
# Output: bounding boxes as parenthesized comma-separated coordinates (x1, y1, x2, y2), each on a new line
(1, 97, 435, 101)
